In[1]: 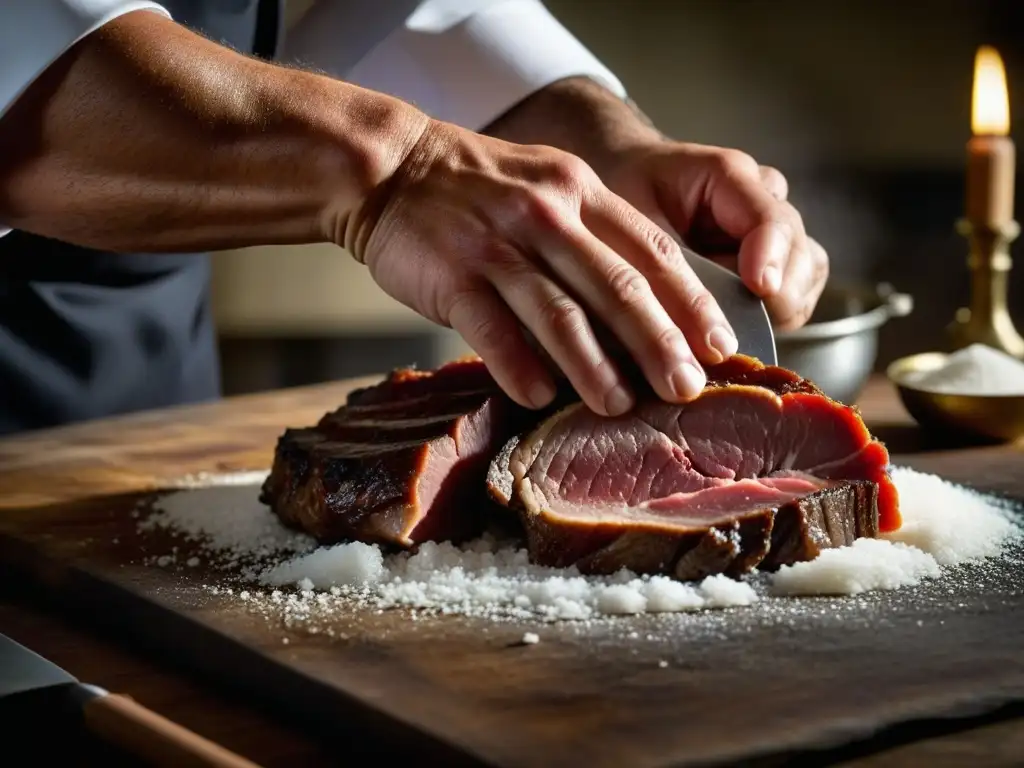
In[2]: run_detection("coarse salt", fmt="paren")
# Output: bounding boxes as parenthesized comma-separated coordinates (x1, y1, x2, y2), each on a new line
(138, 466, 1020, 623)
(768, 466, 1020, 596)
(900, 343, 1024, 396)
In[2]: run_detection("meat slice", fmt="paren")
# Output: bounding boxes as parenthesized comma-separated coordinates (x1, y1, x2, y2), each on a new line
(488, 355, 898, 579)
(260, 358, 530, 547)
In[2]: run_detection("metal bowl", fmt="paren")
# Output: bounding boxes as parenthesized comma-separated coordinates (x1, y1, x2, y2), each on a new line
(774, 281, 913, 404)
(886, 352, 1024, 443)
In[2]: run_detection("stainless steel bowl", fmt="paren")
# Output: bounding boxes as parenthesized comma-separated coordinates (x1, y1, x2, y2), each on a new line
(774, 282, 913, 404)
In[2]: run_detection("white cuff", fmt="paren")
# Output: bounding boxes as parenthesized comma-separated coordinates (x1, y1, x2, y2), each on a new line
(0, 1, 171, 238)
(285, 0, 627, 132)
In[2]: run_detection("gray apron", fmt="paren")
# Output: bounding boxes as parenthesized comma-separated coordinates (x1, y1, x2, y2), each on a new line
(0, 0, 282, 434)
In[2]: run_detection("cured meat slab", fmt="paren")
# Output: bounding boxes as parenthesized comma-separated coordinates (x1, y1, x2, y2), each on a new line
(0, 376, 1023, 767)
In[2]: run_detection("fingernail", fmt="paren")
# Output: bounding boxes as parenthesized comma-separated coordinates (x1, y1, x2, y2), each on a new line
(604, 384, 634, 416)
(707, 326, 738, 360)
(670, 362, 706, 400)
(528, 380, 555, 409)
(761, 264, 782, 294)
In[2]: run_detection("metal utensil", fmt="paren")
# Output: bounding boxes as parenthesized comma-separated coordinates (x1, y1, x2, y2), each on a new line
(0, 632, 260, 767)
(774, 281, 914, 404)
(680, 245, 778, 365)
(887, 352, 1024, 443)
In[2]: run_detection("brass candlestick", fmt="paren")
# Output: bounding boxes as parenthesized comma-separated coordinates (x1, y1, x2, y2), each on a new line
(947, 218, 1024, 359)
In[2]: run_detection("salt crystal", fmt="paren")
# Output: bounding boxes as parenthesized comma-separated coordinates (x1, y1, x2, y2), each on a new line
(771, 539, 941, 596)
(135, 466, 1020, 624)
(698, 574, 759, 606)
(900, 343, 1024, 396)
(884, 466, 1019, 565)
(521, 632, 540, 645)
(259, 542, 384, 590)
(658, 660, 669, 668)
(769, 466, 1020, 596)
(596, 584, 647, 615)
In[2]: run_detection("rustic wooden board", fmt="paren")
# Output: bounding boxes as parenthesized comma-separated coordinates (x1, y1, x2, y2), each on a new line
(1, 379, 1024, 768)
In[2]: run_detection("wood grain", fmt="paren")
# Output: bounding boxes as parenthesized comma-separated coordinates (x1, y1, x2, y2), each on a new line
(1, 376, 1023, 767)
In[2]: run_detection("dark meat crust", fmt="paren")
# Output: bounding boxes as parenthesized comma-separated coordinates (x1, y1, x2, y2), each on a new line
(259, 426, 467, 548)
(511, 480, 879, 579)
(260, 358, 515, 548)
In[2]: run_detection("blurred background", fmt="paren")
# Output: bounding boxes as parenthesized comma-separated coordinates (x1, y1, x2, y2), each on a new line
(214, 0, 1024, 395)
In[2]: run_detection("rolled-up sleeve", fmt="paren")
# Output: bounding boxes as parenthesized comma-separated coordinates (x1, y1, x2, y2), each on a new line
(283, 0, 627, 132)
(0, 1, 171, 237)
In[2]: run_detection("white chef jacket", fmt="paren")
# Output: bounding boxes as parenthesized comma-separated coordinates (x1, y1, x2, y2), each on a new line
(0, 0, 626, 237)
(0, 1, 624, 173)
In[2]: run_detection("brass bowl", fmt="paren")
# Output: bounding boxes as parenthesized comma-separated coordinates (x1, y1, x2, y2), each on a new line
(886, 352, 1024, 443)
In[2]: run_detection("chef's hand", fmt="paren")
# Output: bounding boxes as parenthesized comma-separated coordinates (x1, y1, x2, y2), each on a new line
(346, 119, 739, 416)
(484, 77, 829, 331)
(600, 142, 829, 331)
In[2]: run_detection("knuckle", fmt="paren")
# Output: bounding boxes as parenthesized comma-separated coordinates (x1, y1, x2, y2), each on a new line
(538, 294, 586, 337)
(605, 262, 652, 308)
(504, 185, 562, 231)
(811, 239, 830, 272)
(648, 227, 684, 267)
(467, 312, 505, 351)
(780, 202, 806, 235)
(443, 284, 480, 319)
(716, 148, 760, 178)
(483, 242, 528, 276)
(548, 152, 596, 196)
(651, 324, 688, 362)
(686, 287, 717, 319)
(557, 153, 593, 183)
(448, 290, 504, 348)
(762, 165, 788, 184)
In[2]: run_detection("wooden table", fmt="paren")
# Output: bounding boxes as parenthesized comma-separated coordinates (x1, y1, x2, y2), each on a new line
(1, 374, 1023, 767)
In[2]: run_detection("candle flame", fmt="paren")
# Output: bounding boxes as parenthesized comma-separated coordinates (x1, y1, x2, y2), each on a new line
(972, 45, 1010, 136)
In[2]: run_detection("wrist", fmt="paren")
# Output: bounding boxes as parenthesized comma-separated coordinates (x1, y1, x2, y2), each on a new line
(485, 76, 662, 177)
(255, 69, 429, 246)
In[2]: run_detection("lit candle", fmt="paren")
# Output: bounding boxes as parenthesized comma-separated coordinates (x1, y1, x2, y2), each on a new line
(966, 46, 1015, 226)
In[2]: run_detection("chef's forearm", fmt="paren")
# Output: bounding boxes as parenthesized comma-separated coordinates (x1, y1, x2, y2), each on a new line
(0, 10, 427, 253)
(485, 76, 662, 179)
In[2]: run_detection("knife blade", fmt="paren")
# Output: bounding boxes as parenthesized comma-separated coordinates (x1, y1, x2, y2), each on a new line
(679, 244, 778, 366)
(0, 632, 260, 767)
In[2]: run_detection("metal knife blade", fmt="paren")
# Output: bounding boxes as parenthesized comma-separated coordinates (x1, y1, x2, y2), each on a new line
(0, 632, 260, 767)
(0, 632, 78, 699)
(679, 244, 777, 366)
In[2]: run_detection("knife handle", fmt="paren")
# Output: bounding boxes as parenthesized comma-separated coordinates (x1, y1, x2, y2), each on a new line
(81, 692, 261, 768)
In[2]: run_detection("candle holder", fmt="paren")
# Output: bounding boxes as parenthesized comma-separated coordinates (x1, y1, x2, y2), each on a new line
(947, 218, 1024, 359)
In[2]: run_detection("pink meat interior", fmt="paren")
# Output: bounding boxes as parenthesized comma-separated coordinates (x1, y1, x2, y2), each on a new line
(511, 386, 880, 529)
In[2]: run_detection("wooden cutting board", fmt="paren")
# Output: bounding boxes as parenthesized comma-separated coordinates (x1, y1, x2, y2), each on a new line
(1, 378, 1023, 768)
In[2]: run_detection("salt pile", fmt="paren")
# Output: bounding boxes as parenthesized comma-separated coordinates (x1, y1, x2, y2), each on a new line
(899, 343, 1024, 396)
(258, 539, 759, 620)
(138, 465, 1021, 621)
(769, 465, 1021, 595)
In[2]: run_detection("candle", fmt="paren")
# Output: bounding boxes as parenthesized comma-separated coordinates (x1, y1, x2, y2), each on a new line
(966, 46, 1015, 226)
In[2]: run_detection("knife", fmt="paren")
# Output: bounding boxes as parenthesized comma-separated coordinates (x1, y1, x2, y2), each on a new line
(679, 243, 778, 366)
(0, 632, 261, 767)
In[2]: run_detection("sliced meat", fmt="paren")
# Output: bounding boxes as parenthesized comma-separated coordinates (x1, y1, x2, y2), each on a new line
(489, 355, 897, 578)
(260, 358, 531, 547)
(344, 355, 500, 406)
